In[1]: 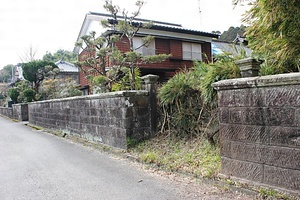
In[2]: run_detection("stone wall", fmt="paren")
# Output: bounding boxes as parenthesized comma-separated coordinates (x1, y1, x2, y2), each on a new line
(213, 73, 300, 194)
(28, 91, 152, 149)
(12, 103, 28, 121)
(0, 104, 29, 121)
(0, 107, 13, 118)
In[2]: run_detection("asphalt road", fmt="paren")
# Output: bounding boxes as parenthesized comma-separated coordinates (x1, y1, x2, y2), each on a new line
(0, 116, 193, 200)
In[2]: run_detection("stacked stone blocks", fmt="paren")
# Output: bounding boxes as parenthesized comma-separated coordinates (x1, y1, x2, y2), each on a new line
(12, 103, 28, 121)
(0, 107, 13, 118)
(29, 91, 151, 149)
(213, 73, 300, 194)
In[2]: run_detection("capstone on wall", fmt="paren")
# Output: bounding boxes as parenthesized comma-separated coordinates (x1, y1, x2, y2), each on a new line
(213, 73, 300, 195)
(29, 91, 151, 149)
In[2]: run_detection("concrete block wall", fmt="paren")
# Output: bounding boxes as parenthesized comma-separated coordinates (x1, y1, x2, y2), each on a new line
(213, 73, 300, 194)
(28, 91, 151, 149)
(0, 107, 13, 118)
(0, 104, 29, 121)
(12, 103, 28, 121)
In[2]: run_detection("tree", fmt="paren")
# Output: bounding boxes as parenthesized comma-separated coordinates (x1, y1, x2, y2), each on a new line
(211, 30, 221, 35)
(102, 0, 170, 90)
(75, 31, 119, 81)
(43, 49, 77, 63)
(219, 25, 246, 42)
(233, 0, 300, 71)
(22, 60, 58, 94)
(0, 65, 14, 83)
(8, 80, 36, 103)
(18, 44, 38, 63)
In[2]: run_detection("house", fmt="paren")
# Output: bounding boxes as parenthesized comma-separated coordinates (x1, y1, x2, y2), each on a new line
(233, 33, 248, 46)
(11, 63, 24, 83)
(55, 59, 79, 83)
(74, 12, 219, 89)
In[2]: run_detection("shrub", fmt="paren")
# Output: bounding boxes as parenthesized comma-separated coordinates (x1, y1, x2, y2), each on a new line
(158, 69, 214, 140)
(9, 88, 19, 104)
(197, 55, 241, 104)
(23, 89, 35, 102)
(91, 75, 109, 93)
(111, 67, 142, 92)
(89, 67, 142, 93)
(39, 78, 82, 100)
(259, 59, 299, 76)
(158, 53, 242, 144)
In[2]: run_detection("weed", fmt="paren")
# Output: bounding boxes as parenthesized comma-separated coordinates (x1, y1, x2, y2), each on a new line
(127, 137, 138, 148)
(129, 133, 221, 179)
(28, 124, 43, 130)
(258, 188, 295, 200)
(140, 152, 158, 163)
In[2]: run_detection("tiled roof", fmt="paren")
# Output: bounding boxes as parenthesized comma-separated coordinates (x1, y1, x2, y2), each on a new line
(89, 12, 219, 38)
(55, 60, 79, 72)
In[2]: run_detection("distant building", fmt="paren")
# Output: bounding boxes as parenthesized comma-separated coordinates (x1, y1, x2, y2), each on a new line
(233, 33, 248, 46)
(12, 63, 24, 83)
(55, 60, 79, 83)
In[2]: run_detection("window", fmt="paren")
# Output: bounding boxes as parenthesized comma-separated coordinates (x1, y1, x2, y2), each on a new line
(182, 42, 202, 61)
(133, 37, 156, 56)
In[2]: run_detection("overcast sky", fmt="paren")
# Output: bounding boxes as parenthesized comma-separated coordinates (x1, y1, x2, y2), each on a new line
(0, 0, 250, 69)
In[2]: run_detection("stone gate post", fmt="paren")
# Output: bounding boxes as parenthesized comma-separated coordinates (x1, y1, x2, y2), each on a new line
(141, 74, 159, 134)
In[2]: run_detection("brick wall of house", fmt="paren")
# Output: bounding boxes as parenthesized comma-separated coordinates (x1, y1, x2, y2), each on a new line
(155, 38, 170, 55)
(169, 39, 182, 59)
(115, 37, 130, 52)
(78, 49, 91, 87)
(201, 42, 212, 63)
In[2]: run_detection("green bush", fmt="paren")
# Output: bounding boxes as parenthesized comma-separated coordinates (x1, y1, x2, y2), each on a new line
(259, 59, 299, 76)
(9, 88, 19, 103)
(91, 75, 109, 93)
(10, 80, 34, 103)
(39, 78, 82, 100)
(158, 54, 242, 142)
(23, 89, 35, 102)
(158, 69, 213, 139)
(197, 55, 241, 104)
(89, 67, 142, 93)
(111, 67, 142, 91)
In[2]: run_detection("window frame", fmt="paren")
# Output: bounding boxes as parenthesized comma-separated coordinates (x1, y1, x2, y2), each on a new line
(133, 37, 156, 56)
(182, 42, 202, 61)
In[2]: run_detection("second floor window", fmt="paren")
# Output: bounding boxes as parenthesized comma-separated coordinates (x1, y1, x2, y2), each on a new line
(182, 42, 202, 61)
(133, 37, 156, 56)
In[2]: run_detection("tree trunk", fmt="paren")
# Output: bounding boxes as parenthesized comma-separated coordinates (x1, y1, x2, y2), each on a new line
(101, 57, 106, 76)
(34, 82, 39, 94)
(130, 65, 135, 90)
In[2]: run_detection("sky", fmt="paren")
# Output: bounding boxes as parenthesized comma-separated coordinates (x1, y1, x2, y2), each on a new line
(0, 0, 250, 69)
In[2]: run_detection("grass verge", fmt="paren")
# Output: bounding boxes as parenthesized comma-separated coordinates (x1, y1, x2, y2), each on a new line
(128, 133, 221, 179)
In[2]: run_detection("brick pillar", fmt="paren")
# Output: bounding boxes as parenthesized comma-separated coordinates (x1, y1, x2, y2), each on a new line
(141, 74, 159, 134)
(235, 58, 262, 78)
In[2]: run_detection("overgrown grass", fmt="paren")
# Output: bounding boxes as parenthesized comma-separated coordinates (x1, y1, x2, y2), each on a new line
(129, 133, 221, 178)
